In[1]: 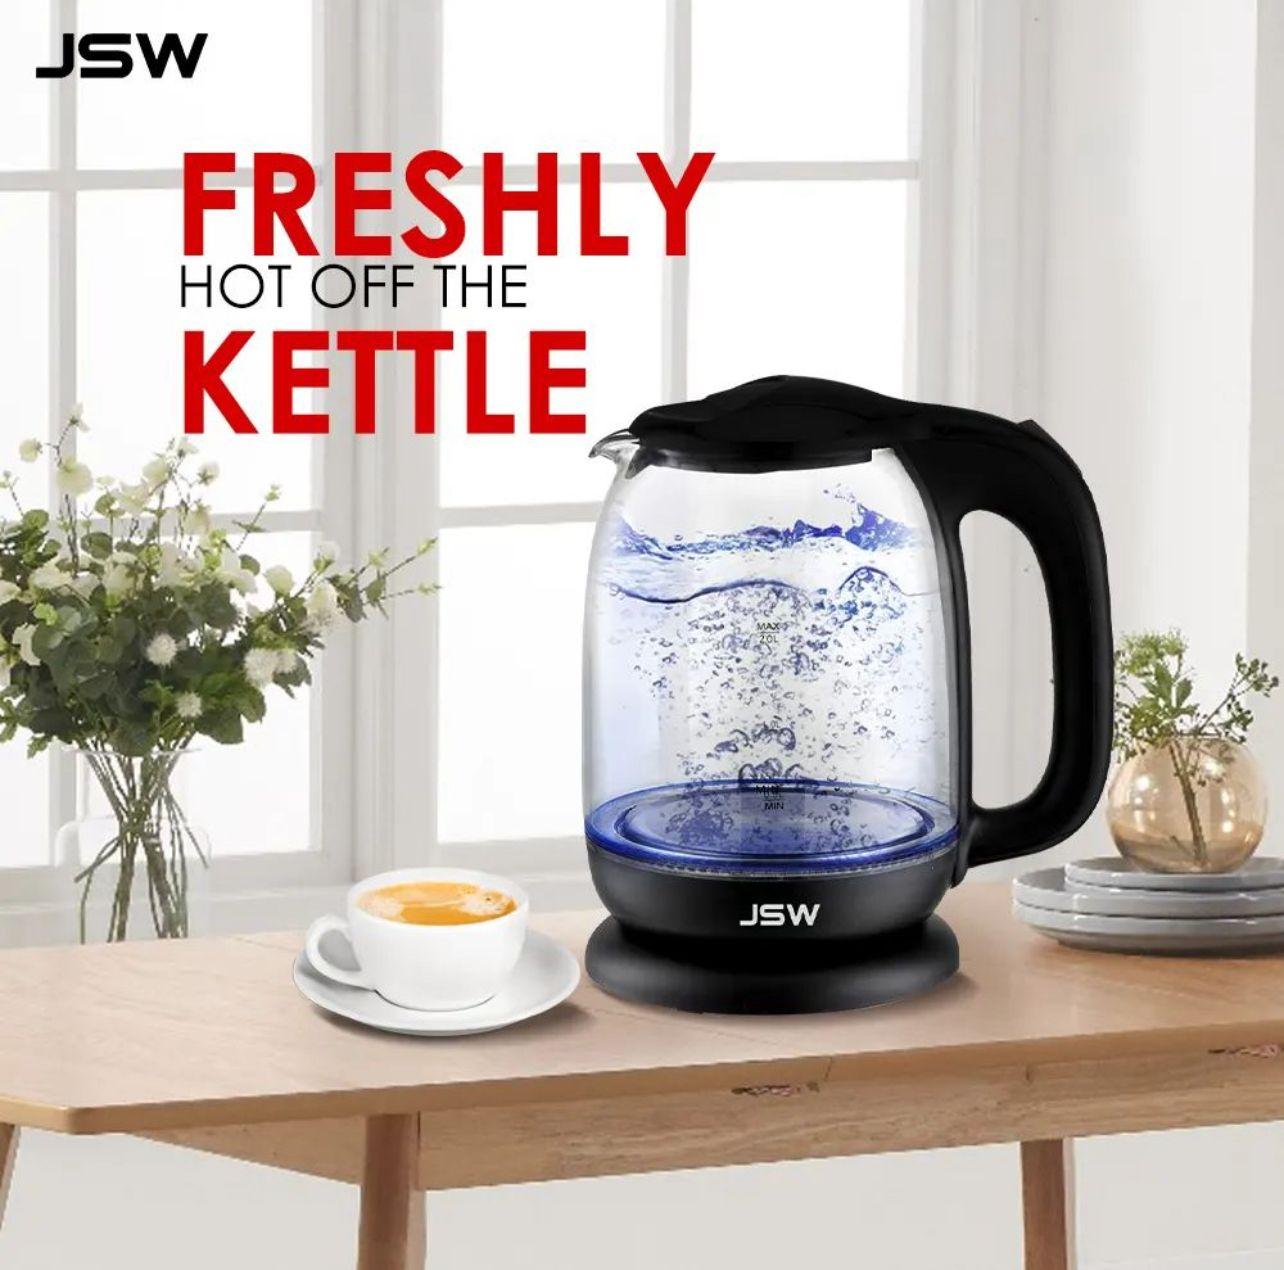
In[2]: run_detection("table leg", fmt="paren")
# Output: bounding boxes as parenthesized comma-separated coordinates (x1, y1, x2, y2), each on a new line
(0, 1124, 18, 1231)
(1020, 1139, 1076, 1270)
(357, 1114, 426, 1270)
(407, 1188, 427, 1267)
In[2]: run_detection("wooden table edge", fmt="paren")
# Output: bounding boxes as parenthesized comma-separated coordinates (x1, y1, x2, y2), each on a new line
(117, 1037, 1284, 1196)
(8, 1016, 1284, 1136)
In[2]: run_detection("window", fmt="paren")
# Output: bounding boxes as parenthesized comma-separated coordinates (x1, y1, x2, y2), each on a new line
(427, 0, 927, 871)
(0, 0, 946, 919)
(0, 0, 350, 909)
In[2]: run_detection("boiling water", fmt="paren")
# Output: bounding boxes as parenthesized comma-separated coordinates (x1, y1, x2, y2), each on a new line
(586, 499, 957, 875)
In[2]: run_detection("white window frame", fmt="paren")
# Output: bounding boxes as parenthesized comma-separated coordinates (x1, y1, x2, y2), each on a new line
(1247, 0, 1284, 786)
(0, 0, 361, 930)
(1, 0, 1037, 935)
(346, 0, 987, 906)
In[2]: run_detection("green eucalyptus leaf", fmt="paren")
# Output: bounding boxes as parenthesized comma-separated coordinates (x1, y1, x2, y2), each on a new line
(109, 616, 136, 644)
(31, 625, 63, 658)
(77, 674, 114, 700)
(198, 709, 244, 745)
(56, 606, 84, 633)
(238, 685, 266, 723)
(82, 531, 112, 560)
(109, 719, 154, 756)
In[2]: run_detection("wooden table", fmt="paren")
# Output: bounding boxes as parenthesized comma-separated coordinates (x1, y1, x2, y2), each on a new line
(3, 882, 1284, 1269)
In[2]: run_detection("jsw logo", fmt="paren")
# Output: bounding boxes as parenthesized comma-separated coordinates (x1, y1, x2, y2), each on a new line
(739, 902, 820, 928)
(36, 33, 208, 80)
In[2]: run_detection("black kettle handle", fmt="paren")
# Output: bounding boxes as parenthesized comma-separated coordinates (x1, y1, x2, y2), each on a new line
(900, 419, 1113, 874)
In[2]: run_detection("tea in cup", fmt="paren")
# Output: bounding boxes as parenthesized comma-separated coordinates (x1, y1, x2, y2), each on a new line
(305, 868, 528, 1010)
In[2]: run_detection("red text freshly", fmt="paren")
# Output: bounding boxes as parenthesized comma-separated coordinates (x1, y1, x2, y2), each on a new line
(181, 150, 714, 436)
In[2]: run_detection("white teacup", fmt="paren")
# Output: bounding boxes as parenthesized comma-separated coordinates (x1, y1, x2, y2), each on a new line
(305, 868, 529, 1011)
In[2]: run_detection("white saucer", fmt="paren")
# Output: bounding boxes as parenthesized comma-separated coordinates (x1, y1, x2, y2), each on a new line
(1016, 867, 1284, 918)
(1065, 856, 1284, 893)
(1014, 899, 1284, 954)
(293, 930, 581, 1036)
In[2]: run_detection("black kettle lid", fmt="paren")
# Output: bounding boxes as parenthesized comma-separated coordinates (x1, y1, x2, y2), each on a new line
(618, 375, 1017, 473)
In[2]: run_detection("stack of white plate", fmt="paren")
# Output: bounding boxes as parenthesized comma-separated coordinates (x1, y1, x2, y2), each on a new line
(1013, 857, 1284, 953)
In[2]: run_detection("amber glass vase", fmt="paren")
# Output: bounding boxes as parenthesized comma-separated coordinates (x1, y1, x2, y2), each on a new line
(1106, 739, 1267, 874)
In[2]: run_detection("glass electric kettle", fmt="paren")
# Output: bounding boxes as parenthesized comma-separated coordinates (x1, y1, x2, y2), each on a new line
(582, 376, 1112, 1014)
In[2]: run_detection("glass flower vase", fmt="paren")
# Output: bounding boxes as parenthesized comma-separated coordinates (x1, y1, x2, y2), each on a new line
(55, 749, 212, 943)
(1106, 738, 1267, 874)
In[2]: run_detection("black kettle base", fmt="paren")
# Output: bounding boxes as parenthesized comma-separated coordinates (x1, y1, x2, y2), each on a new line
(585, 915, 959, 1015)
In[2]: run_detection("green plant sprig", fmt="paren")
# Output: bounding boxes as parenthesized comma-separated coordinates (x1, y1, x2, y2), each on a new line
(1113, 630, 1278, 763)
(0, 412, 437, 759)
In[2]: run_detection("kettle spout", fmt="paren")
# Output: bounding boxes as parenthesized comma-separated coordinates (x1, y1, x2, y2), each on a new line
(589, 430, 638, 468)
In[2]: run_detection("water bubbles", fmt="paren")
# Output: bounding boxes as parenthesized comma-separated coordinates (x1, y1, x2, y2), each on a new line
(738, 758, 807, 782)
(593, 509, 949, 831)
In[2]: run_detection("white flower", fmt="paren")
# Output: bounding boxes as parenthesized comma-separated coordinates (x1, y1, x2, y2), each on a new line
(183, 504, 212, 538)
(13, 625, 39, 667)
(243, 647, 279, 687)
(29, 562, 69, 591)
(176, 438, 197, 458)
(118, 482, 150, 515)
(18, 439, 41, 463)
(69, 402, 85, 428)
(144, 633, 178, 667)
(264, 565, 293, 596)
(103, 563, 133, 599)
(274, 649, 299, 676)
(155, 544, 191, 590)
(196, 461, 220, 484)
(306, 579, 340, 627)
(175, 692, 203, 720)
(0, 580, 19, 604)
(70, 572, 100, 599)
(55, 458, 93, 498)
(142, 457, 171, 488)
(315, 540, 340, 568)
(216, 547, 257, 596)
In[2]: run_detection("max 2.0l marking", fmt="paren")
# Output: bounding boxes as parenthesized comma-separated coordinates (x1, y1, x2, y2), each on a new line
(739, 903, 820, 928)
(35, 33, 207, 79)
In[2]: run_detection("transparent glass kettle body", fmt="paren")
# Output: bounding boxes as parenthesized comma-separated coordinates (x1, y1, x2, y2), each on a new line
(584, 446, 958, 877)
